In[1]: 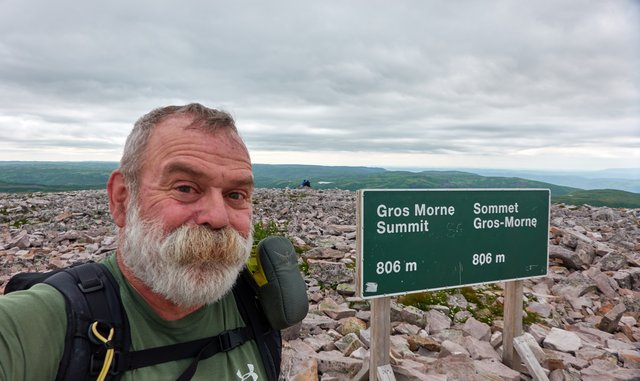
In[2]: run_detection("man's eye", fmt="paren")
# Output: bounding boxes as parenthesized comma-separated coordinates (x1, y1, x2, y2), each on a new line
(227, 192, 245, 200)
(176, 185, 193, 193)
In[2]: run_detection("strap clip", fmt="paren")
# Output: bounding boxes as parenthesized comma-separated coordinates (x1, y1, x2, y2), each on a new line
(78, 278, 104, 293)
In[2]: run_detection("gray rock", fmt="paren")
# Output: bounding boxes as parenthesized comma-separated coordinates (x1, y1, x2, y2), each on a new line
(560, 228, 596, 250)
(438, 340, 469, 357)
(306, 259, 354, 286)
(575, 240, 597, 266)
(551, 272, 597, 298)
(544, 348, 590, 370)
(301, 313, 339, 336)
(318, 298, 356, 320)
(390, 302, 425, 327)
(311, 350, 363, 378)
(581, 359, 640, 381)
(393, 322, 421, 336)
(613, 269, 634, 289)
(462, 317, 491, 342)
(446, 293, 468, 309)
(549, 368, 583, 381)
(334, 333, 364, 356)
(528, 323, 551, 344)
(426, 354, 520, 381)
(584, 266, 619, 299)
(8, 230, 30, 249)
(337, 316, 366, 336)
(425, 309, 451, 334)
(474, 358, 521, 381)
(549, 244, 584, 270)
(392, 359, 447, 381)
(543, 327, 582, 353)
(600, 252, 629, 271)
(592, 208, 617, 221)
(598, 303, 626, 333)
(463, 335, 500, 360)
(618, 349, 640, 369)
(526, 301, 554, 318)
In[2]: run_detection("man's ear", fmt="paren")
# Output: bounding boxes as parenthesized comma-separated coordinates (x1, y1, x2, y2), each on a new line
(107, 170, 129, 227)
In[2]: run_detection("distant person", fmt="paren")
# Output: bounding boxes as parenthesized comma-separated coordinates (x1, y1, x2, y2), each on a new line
(300, 179, 311, 188)
(0, 103, 305, 380)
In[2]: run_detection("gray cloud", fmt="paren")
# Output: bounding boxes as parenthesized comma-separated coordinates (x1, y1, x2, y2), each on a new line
(0, 0, 638, 170)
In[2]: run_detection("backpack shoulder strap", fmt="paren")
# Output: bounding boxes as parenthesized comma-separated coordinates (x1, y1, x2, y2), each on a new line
(232, 271, 282, 381)
(4, 261, 92, 294)
(45, 262, 130, 381)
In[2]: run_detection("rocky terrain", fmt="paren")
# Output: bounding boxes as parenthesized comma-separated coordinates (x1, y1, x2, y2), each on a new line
(1, 188, 639, 381)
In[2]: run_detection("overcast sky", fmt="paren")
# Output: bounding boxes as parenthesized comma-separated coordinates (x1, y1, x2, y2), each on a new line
(0, 0, 638, 171)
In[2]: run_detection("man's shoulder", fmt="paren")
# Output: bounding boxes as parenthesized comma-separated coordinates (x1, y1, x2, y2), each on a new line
(1, 282, 64, 305)
(0, 281, 67, 380)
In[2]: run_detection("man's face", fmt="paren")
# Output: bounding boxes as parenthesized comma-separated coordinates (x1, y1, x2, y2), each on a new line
(134, 114, 253, 237)
(118, 116, 255, 307)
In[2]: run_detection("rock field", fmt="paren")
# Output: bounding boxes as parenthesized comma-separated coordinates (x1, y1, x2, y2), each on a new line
(1, 188, 639, 381)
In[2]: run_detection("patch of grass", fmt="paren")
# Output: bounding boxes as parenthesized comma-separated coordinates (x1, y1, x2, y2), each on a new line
(399, 285, 506, 325)
(252, 220, 283, 245)
(399, 289, 456, 313)
(11, 218, 29, 228)
(523, 311, 543, 326)
(299, 261, 309, 275)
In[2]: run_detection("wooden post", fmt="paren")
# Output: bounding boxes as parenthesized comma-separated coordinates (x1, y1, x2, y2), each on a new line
(376, 364, 397, 381)
(502, 280, 523, 368)
(513, 335, 550, 381)
(369, 296, 391, 381)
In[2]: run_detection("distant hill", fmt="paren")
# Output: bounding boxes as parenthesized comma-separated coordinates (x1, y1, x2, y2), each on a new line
(0, 161, 116, 192)
(553, 189, 640, 209)
(447, 168, 640, 193)
(255, 165, 577, 196)
(0, 162, 638, 208)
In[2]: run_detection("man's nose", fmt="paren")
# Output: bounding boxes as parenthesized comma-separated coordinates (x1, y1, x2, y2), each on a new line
(194, 191, 230, 228)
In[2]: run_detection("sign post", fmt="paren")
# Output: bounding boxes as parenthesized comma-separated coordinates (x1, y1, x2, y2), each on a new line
(356, 189, 550, 379)
(369, 297, 391, 380)
(503, 280, 524, 368)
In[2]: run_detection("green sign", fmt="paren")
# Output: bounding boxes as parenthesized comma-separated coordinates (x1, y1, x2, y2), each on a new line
(357, 189, 549, 299)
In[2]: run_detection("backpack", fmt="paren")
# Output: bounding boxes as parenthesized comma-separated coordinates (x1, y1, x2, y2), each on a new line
(4, 262, 282, 381)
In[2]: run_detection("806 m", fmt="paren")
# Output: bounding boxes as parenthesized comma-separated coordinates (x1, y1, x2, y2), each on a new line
(472, 252, 506, 266)
(375, 260, 418, 274)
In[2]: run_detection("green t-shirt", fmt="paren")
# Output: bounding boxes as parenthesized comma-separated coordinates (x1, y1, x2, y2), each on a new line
(0, 254, 268, 381)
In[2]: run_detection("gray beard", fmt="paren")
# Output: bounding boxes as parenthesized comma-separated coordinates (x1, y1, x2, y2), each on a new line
(119, 205, 252, 309)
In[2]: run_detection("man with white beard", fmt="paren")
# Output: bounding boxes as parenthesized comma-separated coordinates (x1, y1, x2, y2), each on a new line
(0, 104, 278, 380)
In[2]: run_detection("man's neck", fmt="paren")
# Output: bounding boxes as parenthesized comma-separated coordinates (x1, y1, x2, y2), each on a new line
(115, 253, 201, 321)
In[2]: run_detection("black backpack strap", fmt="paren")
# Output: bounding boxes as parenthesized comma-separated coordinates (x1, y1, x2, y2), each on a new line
(4, 261, 92, 294)
(233, 271, 282, 381)
(115, 326, 252, 373)
(45, 263, 130, 381)
(124, 272, 281, 381)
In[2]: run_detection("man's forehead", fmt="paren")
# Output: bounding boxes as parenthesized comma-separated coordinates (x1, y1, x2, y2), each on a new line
(153, 114, 241, 140)
(145, 117, 252, 172)
(156, 113, 199, 130)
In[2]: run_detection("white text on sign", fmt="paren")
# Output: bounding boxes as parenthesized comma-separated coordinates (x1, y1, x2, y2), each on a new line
(472, 201, 538, 229)
(375, 203, 456, 235)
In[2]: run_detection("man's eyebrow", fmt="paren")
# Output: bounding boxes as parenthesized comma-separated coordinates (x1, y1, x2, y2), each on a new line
(162, 161, 254, 187)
